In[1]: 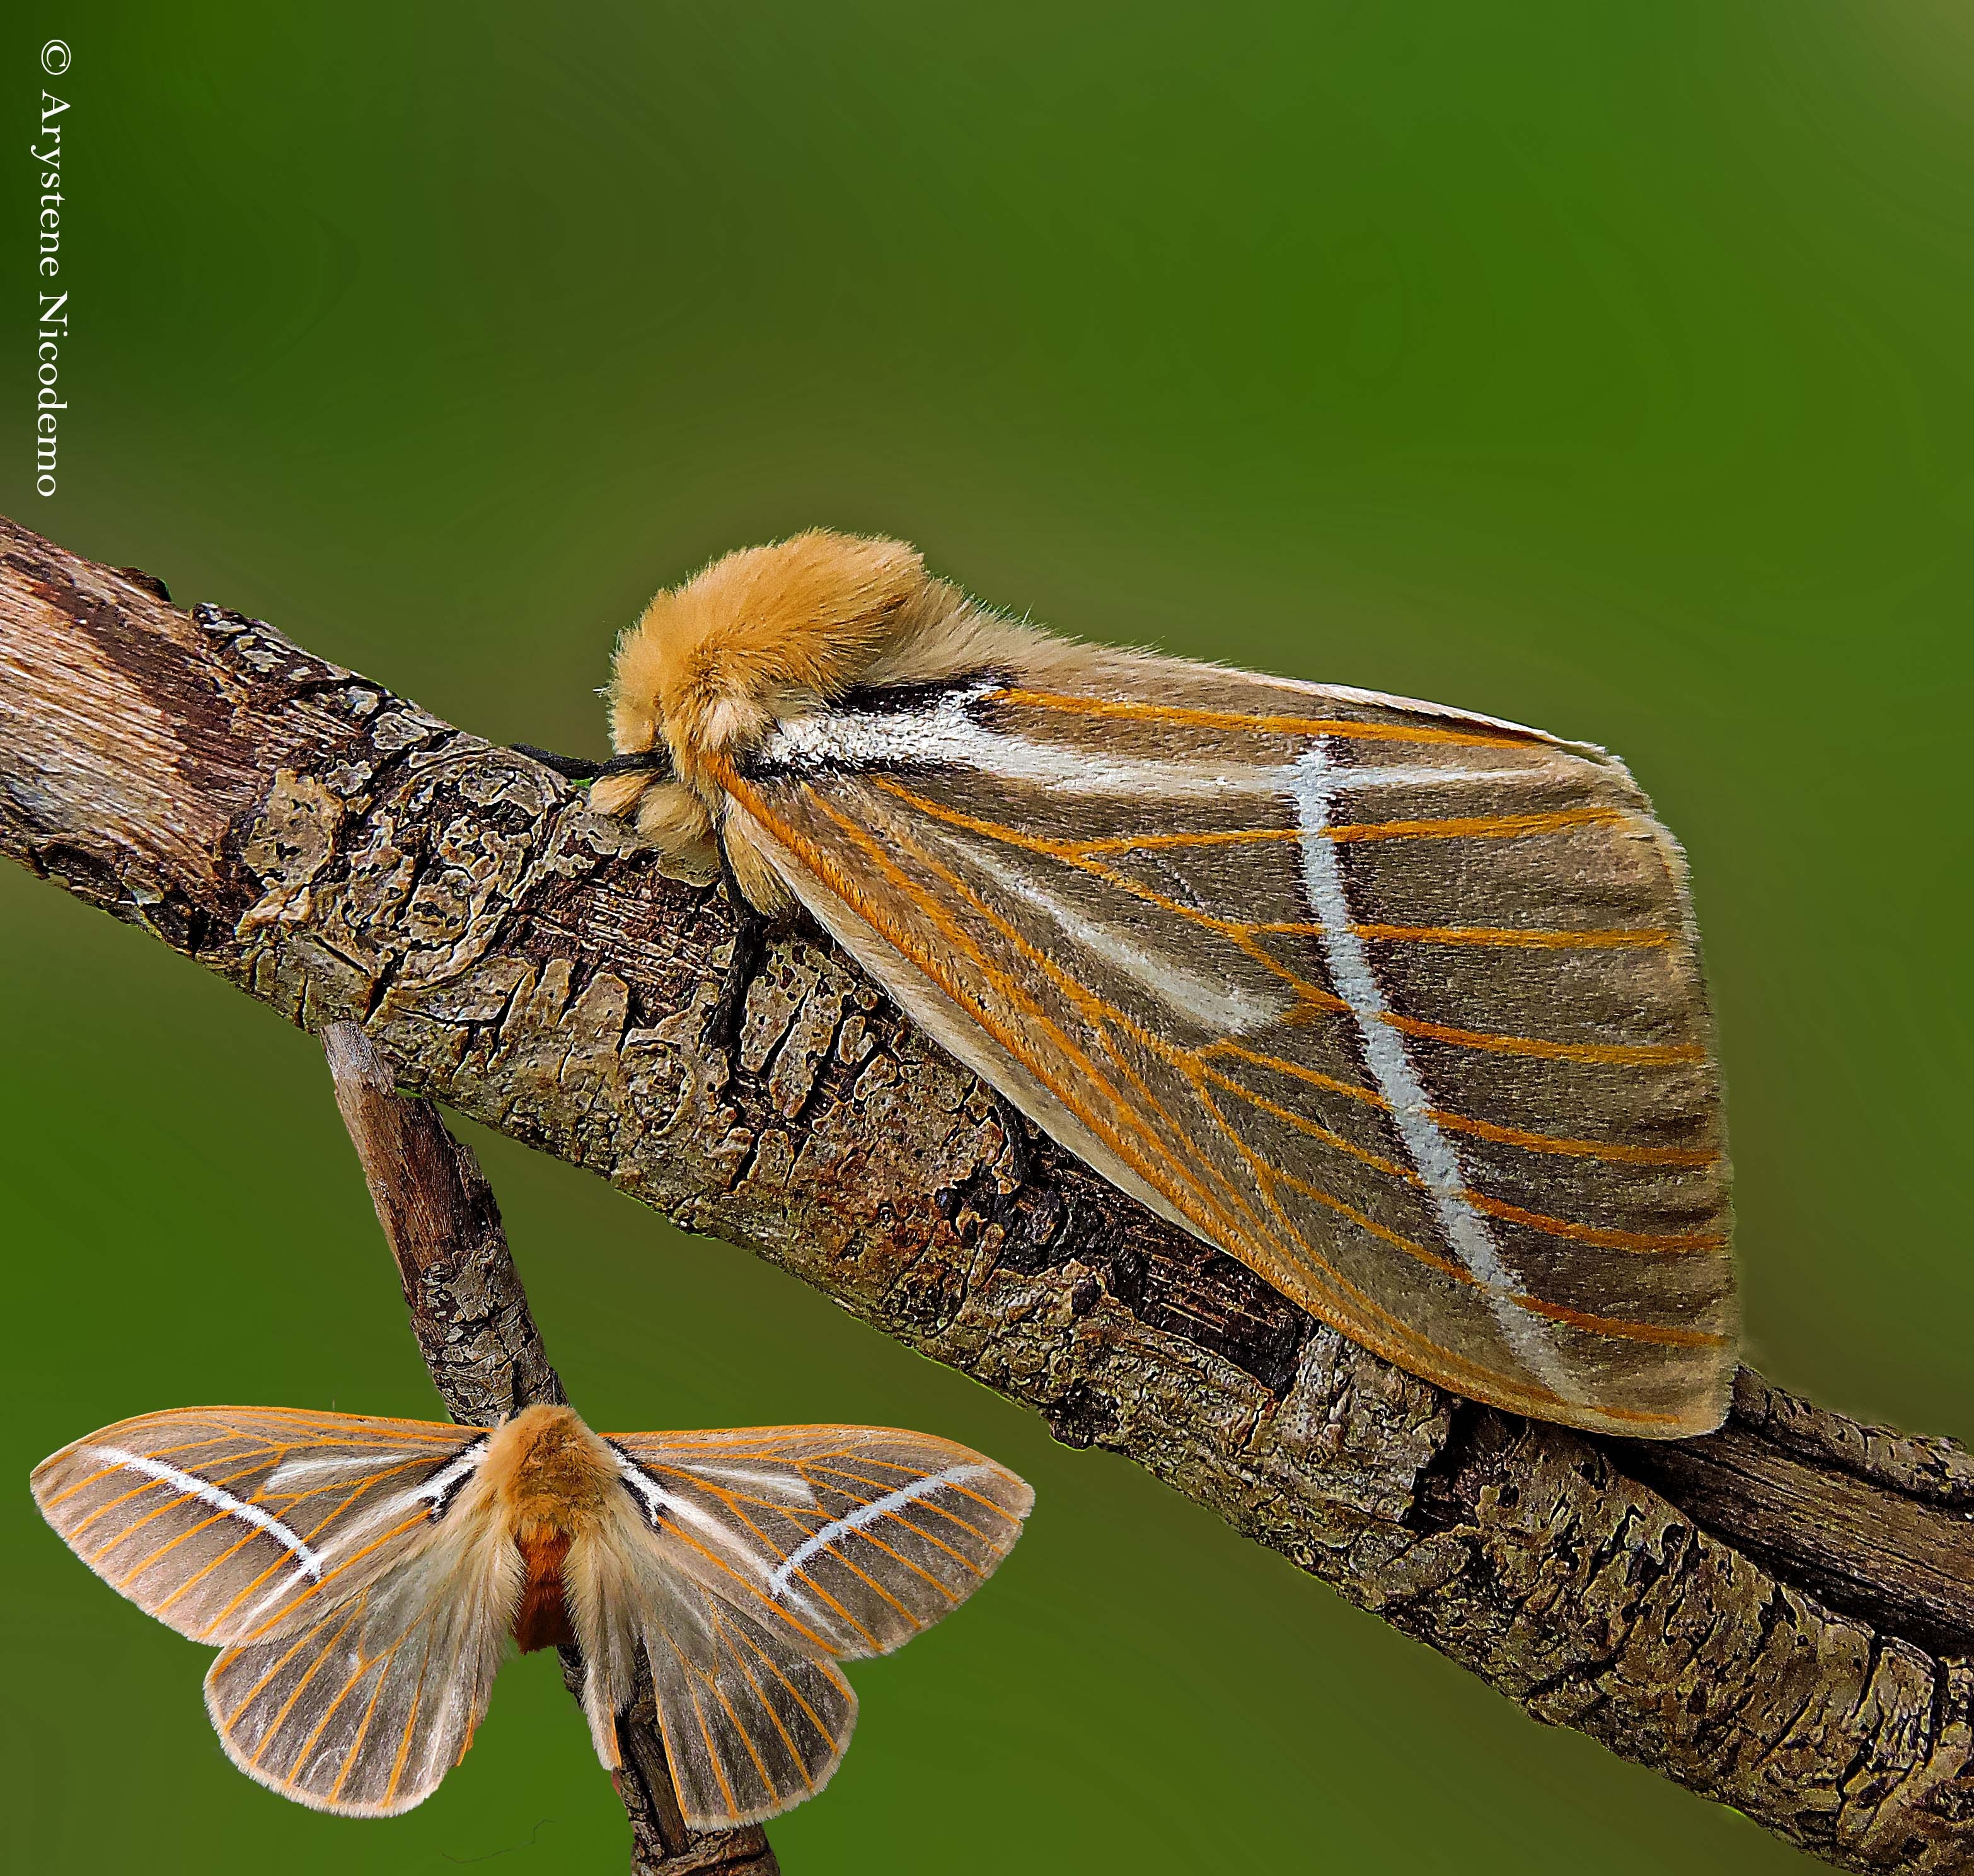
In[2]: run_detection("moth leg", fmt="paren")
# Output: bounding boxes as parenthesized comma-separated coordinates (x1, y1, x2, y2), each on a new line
(701, 839, 773, 1067)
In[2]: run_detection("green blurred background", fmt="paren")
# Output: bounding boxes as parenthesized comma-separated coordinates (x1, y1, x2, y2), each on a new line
(5, 3, 1970, 1870)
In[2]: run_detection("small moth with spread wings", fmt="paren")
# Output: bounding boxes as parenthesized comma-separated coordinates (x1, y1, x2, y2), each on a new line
(32, 1403, 1030, 1822)
(574, 530, 1736, 1439)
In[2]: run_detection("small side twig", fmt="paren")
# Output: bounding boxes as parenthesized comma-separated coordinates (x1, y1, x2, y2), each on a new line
(322, 1021, 778, 1876)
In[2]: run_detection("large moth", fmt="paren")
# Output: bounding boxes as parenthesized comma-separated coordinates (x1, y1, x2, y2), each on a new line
(570, 530, 1736, 1439)
(32, 1403, 1030, 1822)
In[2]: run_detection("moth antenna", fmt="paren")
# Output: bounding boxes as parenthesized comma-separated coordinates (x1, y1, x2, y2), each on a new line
(510, 743, 608, 780)
(509, 744, 674, 784)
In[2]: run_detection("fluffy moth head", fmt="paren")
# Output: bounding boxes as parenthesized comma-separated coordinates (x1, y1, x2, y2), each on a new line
(595, 531, 936, 856)
(592, 530, 1069, 901)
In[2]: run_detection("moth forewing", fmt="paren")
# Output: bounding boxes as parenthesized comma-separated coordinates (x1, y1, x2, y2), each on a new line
(608, 1425, 1037, 1662)
(727, 707, 1734, 1435)
(28, 1407, 489, 1647)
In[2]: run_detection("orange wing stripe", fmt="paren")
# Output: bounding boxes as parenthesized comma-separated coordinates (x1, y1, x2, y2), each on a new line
(1073, 806, 1624, 855)
(1508, 1294, 1728, 1349)
(1377, 1009, 1702, 1065)
(991, 688, 1536, 748)
(381, 1669, 425, 1807)
(1468, 1191, 1728, 1252)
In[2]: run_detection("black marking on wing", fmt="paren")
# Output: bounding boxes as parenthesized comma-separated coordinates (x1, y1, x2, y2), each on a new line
(425, 1437, 489, 1522)
(608, 1441, 666, 1530)
(832, 668, 1013, 717)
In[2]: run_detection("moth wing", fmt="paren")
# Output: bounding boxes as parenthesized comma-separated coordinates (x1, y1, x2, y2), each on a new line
(609, 1425, 1034, 1660)
(716, 652, 1736, 1437)
(32, 1406, 490, 1645)
(202, 1512, 516, 1816)
(596, 1425, 1030, 1829)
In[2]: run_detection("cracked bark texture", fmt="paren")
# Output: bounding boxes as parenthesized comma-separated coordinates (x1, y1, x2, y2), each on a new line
(5, 514, 1973, 1873)
(322, 1021, 776, 1875)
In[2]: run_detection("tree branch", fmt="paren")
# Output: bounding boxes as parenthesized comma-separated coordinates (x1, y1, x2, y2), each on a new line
(321, 1019, 776, 1875)
(6, 514, 1973, 1873)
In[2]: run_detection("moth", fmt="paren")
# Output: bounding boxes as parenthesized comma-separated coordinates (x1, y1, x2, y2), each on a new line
(32, 1401, 1030, 1822)
(557, 530, 1736, 1439)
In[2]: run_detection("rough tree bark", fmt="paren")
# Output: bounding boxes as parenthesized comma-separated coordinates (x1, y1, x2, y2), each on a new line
(322, 1021, 777, 1875)
(4, 515, 1973, 1872)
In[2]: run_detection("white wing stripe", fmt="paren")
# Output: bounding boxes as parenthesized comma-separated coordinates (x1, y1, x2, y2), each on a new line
(263, 1451, 425, 1490)
(961, 840, 1289, 1034)
(661, 1461, 820, 1507)
(768, 1464, 993, 1597)
(407, 1442, 487, 1508)
(763, 686, 1285, 798)
(1288, 747, 1585, 1404)
(89, 1445, 325, 1578)
(765, 677, 1556, 802)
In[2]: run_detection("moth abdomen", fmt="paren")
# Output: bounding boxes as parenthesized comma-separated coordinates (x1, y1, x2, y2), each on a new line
(512, 1524, 577, 1653)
